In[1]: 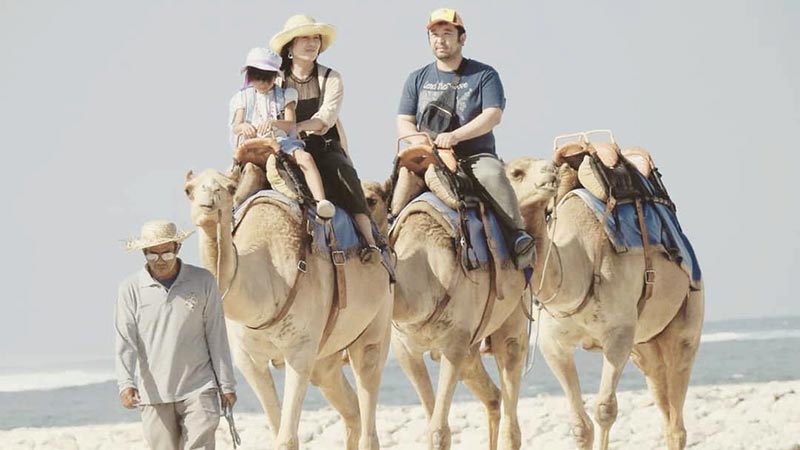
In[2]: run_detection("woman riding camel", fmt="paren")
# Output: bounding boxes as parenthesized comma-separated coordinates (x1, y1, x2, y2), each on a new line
(270, 14, 381, 264)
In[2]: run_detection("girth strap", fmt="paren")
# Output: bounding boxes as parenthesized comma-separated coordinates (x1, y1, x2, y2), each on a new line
(634, 198, 655, 312)
(326, 221, 348, 310)
(478, 201, 505, 301)
(471, 202, 499, 345)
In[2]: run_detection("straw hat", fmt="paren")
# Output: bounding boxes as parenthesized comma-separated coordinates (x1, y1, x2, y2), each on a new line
(124, 220, 195, 251)
(269, 15, 337, 54)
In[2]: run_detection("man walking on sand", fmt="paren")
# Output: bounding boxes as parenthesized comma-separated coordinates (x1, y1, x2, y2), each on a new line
(115, 220, 236, 450)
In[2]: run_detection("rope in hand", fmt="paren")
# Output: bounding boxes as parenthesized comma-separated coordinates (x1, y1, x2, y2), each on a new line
(222, 401, 241, 448)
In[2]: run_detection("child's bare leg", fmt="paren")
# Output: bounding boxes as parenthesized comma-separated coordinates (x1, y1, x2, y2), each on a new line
(293, 149, 326, 202)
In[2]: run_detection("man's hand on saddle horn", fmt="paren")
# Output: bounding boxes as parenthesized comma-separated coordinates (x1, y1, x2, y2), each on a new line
(434, 131, 460, 150)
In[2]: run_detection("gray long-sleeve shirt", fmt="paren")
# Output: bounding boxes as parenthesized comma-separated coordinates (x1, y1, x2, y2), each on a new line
(114, 261, 236, 404)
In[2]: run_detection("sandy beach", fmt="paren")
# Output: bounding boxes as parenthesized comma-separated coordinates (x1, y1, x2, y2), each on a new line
(2, 380, 797, 450)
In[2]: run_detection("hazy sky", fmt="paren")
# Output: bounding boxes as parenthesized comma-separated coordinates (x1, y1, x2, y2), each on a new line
(1, 1, 797, 362)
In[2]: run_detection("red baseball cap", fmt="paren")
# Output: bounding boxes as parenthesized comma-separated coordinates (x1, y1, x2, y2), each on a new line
(427, 8, 465, 32)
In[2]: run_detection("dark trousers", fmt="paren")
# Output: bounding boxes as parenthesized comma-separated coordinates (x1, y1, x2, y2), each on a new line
(305, 137, 370, 216)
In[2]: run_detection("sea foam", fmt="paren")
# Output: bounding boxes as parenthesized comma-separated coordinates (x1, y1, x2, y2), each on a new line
(701, 329, 800, 343)
(0, 370, 115, 393)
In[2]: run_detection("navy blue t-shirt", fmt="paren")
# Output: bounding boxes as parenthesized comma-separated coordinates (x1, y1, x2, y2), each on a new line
(398, 59, 506, 157)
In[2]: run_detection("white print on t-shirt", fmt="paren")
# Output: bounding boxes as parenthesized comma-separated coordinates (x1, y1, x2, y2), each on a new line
(422, 81, 469, 91)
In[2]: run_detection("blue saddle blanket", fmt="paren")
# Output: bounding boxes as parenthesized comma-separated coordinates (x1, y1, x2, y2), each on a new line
(565, 188, 701, 286)
(233, 190, 377, 257)
(391, 192, 511, 269)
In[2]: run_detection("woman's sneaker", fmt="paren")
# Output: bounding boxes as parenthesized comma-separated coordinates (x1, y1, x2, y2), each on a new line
(316, 200, 336, 220)
(360, 245, 382, 265)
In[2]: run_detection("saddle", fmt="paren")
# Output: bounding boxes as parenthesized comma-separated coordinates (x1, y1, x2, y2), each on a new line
(390, 135, 514, 274)
(552, 129, 676, 311)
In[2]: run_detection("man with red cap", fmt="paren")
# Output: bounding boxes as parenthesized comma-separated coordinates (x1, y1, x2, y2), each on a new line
(397, 8, 535, 268)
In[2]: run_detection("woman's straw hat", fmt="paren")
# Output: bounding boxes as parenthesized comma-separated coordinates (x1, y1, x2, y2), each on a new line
(124, 220, 195, 251)
(269, 15, 336, 54)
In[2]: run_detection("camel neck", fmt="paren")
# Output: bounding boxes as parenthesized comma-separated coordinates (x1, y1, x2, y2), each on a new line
(521, 205, 562, 298)
(197, 223, 236, 294)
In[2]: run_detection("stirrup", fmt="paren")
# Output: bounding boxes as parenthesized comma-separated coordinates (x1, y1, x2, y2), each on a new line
(360, 245, 382, 265)
(513, 233, 535, 269)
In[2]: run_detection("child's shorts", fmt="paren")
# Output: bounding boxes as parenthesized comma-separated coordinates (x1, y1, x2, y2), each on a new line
(278, 137, 305, 154)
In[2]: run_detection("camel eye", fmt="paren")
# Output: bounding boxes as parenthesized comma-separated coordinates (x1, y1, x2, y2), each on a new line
(367, 198, 377, 207)
(510, 169, 524, 180)
(184, 187, 193, 197)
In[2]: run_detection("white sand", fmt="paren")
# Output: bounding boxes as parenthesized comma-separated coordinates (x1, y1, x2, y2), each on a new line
(2, 381, 798, 450)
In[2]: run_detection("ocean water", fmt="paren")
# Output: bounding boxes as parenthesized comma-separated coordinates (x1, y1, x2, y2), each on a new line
(0, 316, 798, 430)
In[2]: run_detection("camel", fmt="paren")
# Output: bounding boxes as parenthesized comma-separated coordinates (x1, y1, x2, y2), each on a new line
(184, 167, 393, 450)
(506, 157, 705, 450)
(364, 171, 530, 450)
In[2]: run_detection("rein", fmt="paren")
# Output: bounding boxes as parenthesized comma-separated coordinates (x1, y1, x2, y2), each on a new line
(532, 208, 563, 305)
(216, 209, 239, 301)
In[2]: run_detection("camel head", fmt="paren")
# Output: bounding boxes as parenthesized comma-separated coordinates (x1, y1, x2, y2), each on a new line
(362, 180, 391, 236)
(184, 167, 241, 229)
(506, 157, 558, 213)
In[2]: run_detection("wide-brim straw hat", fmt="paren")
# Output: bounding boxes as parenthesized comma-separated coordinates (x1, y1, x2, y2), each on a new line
(269, 15, 337, 54)
(124, 220, 195, 251)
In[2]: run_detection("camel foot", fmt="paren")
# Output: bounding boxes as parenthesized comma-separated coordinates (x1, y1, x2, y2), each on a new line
(430, 427, 451, 450)
(570, 421, 594, 450)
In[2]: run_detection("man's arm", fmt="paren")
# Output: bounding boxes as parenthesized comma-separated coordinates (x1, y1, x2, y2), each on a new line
(203, 276, 237, 404)
(434, 107, 503, 149)
(397, 115, 425, 143)
(114, 285, 140, 408)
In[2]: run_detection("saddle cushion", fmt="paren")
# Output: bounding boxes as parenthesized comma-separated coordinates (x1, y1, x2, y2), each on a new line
(396, 144, 458, 176)
(424, 164, 459, 210)
(621, 146, 654, 177)
(389, 192, 512, 269)
(562, 188, 701, 288)
(577, 155, 610, 201)
(234, 137, 279, 166)
(265, 154, 300, 201)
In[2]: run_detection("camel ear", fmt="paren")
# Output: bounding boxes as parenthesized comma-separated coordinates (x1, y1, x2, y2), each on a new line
(382, 177, 393, 201)
(229, 165, 242, 183)
(185, 170, 194, 182)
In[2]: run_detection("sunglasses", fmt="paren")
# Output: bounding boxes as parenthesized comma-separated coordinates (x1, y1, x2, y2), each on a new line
(144, 251, 176, 262)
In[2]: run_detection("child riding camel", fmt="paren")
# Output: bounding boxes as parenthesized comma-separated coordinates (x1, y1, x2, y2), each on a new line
(229, 47, 335, 220)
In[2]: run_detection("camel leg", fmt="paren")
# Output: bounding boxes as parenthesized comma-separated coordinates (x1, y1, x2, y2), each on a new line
(348, 298, 392, 450)
(310, 354, 361, 450)
(391, 331, 436, 419)
(428, 335, 469, 450)
(636, 291, 704, 450)
(538, 319, 593, 450)
(459, 350, 501, 450)
(275, 344, 316, 450)
(228, 328, 281, 438)
(594, 322, 636, 450)
(490, 311, 528, 450)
